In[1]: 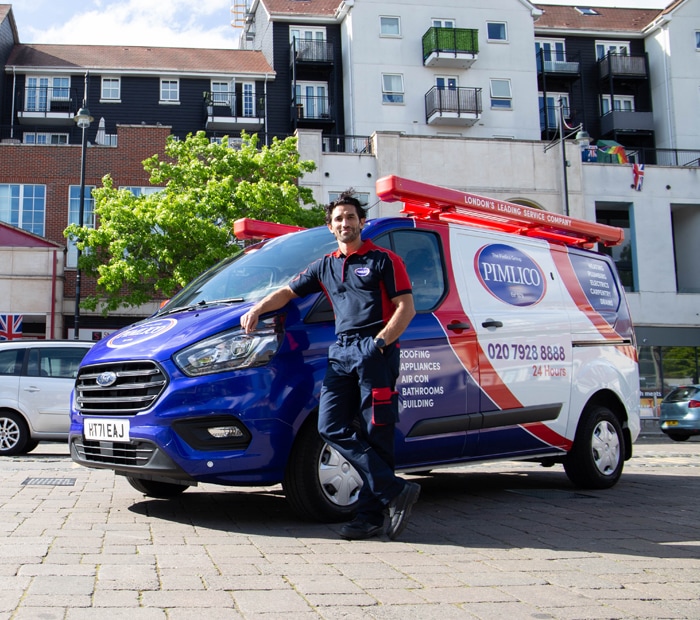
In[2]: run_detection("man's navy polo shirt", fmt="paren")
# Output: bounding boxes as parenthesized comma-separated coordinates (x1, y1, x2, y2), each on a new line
(289, 239, 412, 334)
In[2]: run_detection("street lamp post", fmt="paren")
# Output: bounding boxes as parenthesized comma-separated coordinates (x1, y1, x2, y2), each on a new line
(73, 105, 93, 340)
(544, 98, 590, 217)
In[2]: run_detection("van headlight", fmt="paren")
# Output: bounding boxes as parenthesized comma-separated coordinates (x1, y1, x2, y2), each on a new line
(173, 319, 282, 377)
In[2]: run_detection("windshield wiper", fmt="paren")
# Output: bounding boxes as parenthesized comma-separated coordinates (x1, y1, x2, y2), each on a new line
(158, 298, 245, 316)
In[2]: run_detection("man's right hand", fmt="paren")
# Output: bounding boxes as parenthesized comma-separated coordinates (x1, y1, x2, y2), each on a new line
(240, 309, 259, 334)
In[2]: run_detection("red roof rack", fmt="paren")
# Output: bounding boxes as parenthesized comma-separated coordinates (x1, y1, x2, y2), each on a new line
(376, 175, 623, 248)
(234, 218, 306, 240)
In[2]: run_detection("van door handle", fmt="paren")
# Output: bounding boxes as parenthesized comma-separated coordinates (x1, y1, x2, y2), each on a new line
(447, 322, 471, 331)
(482, 319, 503, 328)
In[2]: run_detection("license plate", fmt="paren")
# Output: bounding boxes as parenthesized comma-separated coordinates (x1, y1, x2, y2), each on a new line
(84, 418, 130, 441)
(663, 420, 679, 427)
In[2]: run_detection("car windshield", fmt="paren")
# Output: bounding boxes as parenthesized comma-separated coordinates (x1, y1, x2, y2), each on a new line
(664, 386, 700, 403)
(159, 226, 337, 312)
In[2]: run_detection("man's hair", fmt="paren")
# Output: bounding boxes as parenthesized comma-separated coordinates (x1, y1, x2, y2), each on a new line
(324, 189, 366, 225)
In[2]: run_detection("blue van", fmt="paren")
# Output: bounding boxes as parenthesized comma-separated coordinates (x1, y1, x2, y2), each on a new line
(70, 176, 640, 521)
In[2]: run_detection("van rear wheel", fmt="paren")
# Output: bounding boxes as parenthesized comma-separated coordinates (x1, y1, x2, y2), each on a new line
(564, 405, 624, 489)
(283, 421, 361, 522)
(126, 476, 189, 499)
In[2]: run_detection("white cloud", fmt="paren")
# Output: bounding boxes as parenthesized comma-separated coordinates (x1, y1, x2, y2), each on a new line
(14, 0, 240, 49)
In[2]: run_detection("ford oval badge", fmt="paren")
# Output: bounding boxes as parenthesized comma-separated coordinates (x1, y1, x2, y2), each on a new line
(96, 371, 118, 387)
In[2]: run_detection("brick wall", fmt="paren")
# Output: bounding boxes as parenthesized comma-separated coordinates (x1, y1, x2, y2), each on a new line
(0, 124, 172, 298)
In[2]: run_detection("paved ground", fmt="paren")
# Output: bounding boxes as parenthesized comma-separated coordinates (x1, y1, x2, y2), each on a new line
(1, 432, 699, 620)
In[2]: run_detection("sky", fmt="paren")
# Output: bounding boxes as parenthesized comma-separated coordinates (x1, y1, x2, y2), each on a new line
(8, 0, 671, 50)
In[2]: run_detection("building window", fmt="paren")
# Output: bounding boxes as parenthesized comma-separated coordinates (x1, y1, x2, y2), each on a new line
(160, 79, 179, 102)
(329, 191, 369, 206)
(596, 207, 635, 292)
(381, 74, 404, 104)
(487, 22, 507, 42)
(0, 184, 45, 235)
(671, 205, 700, 293)
(601, 94, 635, 114)
(24, 76, 71, 112)
(696, 31, 700, 50)
(290, 26, 326, 60)
(489, 79, 512, 109)
(539, 93, 570, 129)
(436, 76, 458, 90)
(294, 82, 329, 119)
(575, 7, 599, 15)
(211, 81, 232, 106)
(595, 40, 629, 60)
(101, 77, 121, 100)
(432, 18, 455, 28)
(66, 185, 96, 268)
(23, 132, 68, 145)
(242, 82, 255, 117)
(120, 186, 162, 197)
(380, 16, 401, 36)
(102, 134, 118, 146)
(535, 39, 567, 64)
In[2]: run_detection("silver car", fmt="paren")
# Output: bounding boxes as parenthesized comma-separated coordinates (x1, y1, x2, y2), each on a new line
(0, 340, 92, 455)
(659, 384, 700, 442)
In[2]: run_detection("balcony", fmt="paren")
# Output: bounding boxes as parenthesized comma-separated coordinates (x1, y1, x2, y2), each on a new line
(598, 53, 648, 80)
(290, 39, 334, 65)
(536, 50, 580, 76)
(292, 96, 334, 126)
(204, 92, 265, 131)
(422, 27, 479, 69)
(16, 86, 79, 126)
(425, 86, 482, 126)
(600, 110, 654, 136)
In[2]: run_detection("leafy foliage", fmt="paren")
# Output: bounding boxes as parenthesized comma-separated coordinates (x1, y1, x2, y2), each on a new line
(64, 132, 323, 312)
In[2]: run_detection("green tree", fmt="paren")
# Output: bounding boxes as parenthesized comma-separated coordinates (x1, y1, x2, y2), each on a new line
(65, 131, 323, 312)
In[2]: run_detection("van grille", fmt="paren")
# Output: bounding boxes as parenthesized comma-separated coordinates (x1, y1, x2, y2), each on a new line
(76, 361, 167, 415)
(72, 438, 155, 466)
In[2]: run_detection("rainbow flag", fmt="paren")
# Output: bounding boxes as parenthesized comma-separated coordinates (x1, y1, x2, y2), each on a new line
(597, 144, 629, 164)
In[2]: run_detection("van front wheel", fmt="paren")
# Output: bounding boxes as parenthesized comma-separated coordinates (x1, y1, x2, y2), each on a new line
(564, 406, 624, 489)
(283, 422, 362, 522)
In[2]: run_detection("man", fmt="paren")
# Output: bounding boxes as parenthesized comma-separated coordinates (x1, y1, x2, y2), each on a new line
(240, 191, 419, 540)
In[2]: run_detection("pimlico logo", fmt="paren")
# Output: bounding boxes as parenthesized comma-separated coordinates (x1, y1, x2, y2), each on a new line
(106, 318, 178, 348)
(474, 244, 546, 307)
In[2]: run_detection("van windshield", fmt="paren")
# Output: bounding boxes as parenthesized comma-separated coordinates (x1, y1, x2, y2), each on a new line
(159, 226, 337, 312)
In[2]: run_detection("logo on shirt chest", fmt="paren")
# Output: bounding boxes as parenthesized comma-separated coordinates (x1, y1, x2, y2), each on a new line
(354, 267, 371, 277)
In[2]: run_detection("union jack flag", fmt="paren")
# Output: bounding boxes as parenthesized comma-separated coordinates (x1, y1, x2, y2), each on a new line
(0, 314, 23, 341)
(633, 163, 645, 191)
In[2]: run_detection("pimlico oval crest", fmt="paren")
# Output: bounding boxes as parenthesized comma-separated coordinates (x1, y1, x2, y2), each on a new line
(107, 318, 178, 349)
(474, 244, 546, 307)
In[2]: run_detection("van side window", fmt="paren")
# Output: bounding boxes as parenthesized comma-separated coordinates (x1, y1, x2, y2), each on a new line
(375, 231, 446, 312)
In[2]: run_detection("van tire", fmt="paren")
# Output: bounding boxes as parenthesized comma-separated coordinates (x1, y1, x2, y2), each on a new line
(564, 405, 624, 489)
(0, 410, 34, 456)
(667, 433, 690, 442)
(125, 476, 188, 499)
(283, 421, 361, 522)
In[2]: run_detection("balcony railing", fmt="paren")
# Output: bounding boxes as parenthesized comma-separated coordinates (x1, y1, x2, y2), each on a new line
(425, 86, 482, 126)
(204, 91, 265, 130)
(600, 109, 654, 135)
(624, 148, 700, 167)
(598, 53, 648, 79)
(291, 39, 334, 64)
(292, 96, 332, 122)
(322, 135, 373, 155)
(422, 27, 479, 68)
(536, 50, 580, 75)
(16, 86, 80, 125)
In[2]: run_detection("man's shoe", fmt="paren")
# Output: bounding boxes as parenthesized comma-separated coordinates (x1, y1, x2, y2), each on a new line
(339, 519, 384, 541)
(386, 482, 420, 540)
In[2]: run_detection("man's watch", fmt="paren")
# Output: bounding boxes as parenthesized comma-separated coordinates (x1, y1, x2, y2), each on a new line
(374, 337, 386, 350)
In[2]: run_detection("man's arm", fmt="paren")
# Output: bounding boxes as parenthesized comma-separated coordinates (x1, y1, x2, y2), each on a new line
(240, 286, 299, 333)
(375, 293, 416, 347)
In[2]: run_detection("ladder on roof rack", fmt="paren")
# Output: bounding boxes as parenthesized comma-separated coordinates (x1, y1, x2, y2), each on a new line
(375, 175, 623, 248)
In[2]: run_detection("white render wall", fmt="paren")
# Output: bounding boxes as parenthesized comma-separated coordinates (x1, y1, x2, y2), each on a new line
(340, 0, 543, 140)
(645, 0, 700, 151)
